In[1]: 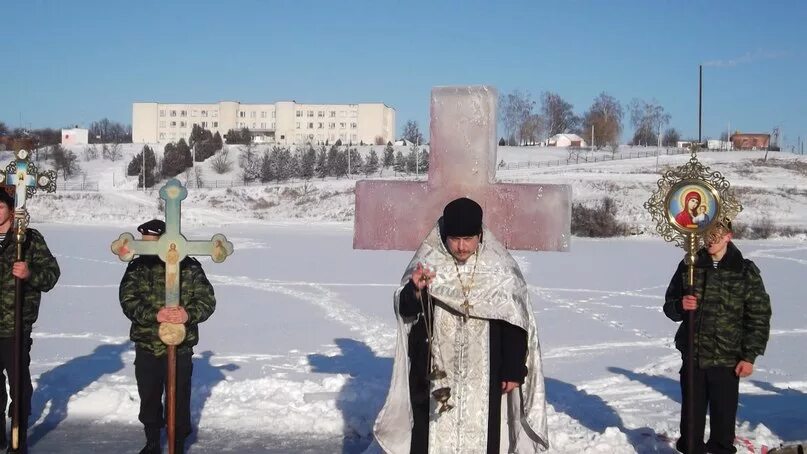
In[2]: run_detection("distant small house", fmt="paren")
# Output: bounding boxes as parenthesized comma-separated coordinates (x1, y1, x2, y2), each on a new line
(547, 134, 587, 148)
(730, 133, 770, 150)
(394, 139, 411, 146)
(676, 141, 694, 149)
(707, 140, 733, 151)
(62, 128, 89, 146)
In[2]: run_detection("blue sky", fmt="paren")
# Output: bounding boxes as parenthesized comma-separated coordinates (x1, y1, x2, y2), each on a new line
(2, 0, 805, 149)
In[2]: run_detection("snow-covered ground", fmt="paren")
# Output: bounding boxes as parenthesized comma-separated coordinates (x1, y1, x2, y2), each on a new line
(4, 144, 805, 452)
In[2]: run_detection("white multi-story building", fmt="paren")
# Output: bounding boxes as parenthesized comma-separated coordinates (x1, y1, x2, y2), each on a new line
(132, 100, 395, 145)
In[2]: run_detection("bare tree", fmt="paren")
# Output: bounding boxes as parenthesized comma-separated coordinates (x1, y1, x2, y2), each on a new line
(89, 118, 131, 143)
(662, 128, 681, 147)
(83, 144, 100, 161)
(541, 92, 579, 137)
(52, 145, 80, 180)
(519, 114, 545, 146)
(629, 99, 671, 146)
(401, 120, 424, 144)
(582, 93, 623, 149)
(193, 166, 204, 188)
(239, 143, 260, 182)
(102, 142, 122, 161)
(499, 90, 535, 145)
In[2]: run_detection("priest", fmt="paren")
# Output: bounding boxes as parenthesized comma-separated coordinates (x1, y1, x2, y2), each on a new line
(372, 197, 548, 453)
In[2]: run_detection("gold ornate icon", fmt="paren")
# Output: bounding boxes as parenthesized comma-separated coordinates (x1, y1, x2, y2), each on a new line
(645, 151, 742, 248)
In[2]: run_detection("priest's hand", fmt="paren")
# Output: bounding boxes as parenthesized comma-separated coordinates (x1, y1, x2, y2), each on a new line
(411, 262, 436, 290)
(501, 381, 519, 394)
(12, 261, 30, 280)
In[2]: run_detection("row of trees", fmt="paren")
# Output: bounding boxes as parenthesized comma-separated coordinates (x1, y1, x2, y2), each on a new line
(125, 125, 224, 188)
(88, 118, 131, 143)
(237, 142, 428, 183)
(0, 119, 132, 147)
(498, 91, 682, 149)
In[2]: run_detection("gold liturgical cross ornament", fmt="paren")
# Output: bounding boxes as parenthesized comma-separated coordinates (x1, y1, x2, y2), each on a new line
(454, 251, 479, 322)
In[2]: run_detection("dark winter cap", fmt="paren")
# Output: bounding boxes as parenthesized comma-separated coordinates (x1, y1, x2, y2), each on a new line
(442, 197, 483, 237)
(0, 187, 13, 210)
(137, 219, 166, 236)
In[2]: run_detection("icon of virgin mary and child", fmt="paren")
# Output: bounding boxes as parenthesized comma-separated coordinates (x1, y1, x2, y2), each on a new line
(675, 190, 711, 229)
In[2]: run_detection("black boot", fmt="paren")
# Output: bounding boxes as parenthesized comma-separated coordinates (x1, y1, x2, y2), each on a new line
(137, 441, 160, 454)
(139, 427, 161, 454)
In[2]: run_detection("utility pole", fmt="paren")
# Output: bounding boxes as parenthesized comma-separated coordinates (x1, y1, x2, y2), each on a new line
(698, 65, 703, 145)
(415, 137, 420, 177)
(658, 125, 662, 149)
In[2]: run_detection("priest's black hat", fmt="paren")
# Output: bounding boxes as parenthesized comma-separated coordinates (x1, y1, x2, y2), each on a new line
(442, 197, 483, 237)
(137, 219, 166, 236)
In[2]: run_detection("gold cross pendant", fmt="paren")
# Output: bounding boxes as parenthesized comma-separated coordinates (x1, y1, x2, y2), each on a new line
(461, 298, 473, 322)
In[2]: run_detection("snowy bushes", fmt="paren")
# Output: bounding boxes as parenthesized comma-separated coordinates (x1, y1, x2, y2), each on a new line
(571, 197, 629, 237)
(83, 145, 99, 161)
(211, 149, 233, 174)
(732, 220, 807, 239)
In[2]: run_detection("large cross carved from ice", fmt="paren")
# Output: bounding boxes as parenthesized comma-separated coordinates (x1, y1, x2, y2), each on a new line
(354, 86, 571, 251)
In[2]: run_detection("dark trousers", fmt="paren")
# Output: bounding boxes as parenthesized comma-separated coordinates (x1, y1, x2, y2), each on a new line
(0, 336, 33, 437)
(678, 364, 739, 454)
(135, 347, 193, 444)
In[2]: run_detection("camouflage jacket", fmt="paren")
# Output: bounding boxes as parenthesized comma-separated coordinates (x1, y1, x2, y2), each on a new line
(0, 227, 61, 337)
(119, 255, 216, 357)
(664, 242, 771, 368)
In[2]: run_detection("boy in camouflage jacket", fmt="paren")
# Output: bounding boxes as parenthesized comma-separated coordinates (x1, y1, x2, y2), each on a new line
(0, 188, 60, 453)
(664, 221, 771, 454)
(119, 219, 216, 454)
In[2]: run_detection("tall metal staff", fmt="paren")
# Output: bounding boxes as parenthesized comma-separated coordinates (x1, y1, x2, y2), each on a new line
(644, 149, 741, 453)
(0, 149, 57, 452)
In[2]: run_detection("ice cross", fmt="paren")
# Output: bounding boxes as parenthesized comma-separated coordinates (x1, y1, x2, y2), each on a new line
(354, 86, 571, 251)
(2, 149, 57, 210)
(110, 178, 234, 341)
